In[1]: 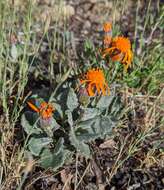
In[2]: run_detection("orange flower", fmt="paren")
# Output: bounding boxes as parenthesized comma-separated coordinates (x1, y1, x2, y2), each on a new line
(27, 101, 54, 119)
(103, 22, 112, 47)
(102, 36, 133, 70)
(80, 68, 110, 96)
(103, 22, 112, 33)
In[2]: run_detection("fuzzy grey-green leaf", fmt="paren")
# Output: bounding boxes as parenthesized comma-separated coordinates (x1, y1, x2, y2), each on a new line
(53, 138, 64, 155)
(21, 112, 42, 135)
(96, 95, 114, 110)
(67, 88, 78, 111)
(40, 138, 70, 170)
(28, 137, 52, 156)
(40, 148, 70, 171)
(52, 101, 63, 118)
(80, 108, 101, 121)
(69, 127, 90, 157)
(74, 116, 116, 142)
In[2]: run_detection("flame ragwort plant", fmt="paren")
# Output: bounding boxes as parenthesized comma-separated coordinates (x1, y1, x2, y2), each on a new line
(21, 21, 131, 171)
(21, 87, 121, 170)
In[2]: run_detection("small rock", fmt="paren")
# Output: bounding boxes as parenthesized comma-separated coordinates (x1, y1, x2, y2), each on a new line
(99, 139, 116, 149)
(84, 20, 91, 29)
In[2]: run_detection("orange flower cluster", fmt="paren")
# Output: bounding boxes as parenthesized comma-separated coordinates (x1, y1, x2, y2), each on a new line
(80, 68, 110, 96)
(27, 101, 54, 119)
(102, 22, 133, 70)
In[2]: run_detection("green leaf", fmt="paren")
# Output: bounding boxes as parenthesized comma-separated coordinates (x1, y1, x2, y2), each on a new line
(69, 127, 91, 157)
(53, 138, 64, 154)
(84, 39, 94, 51)
(100, 116, 116, 135)
(80, 108, 101, 121)
(70, 95, 121, 147)
(21, 112, 42, 135)
(28, 137, 52, 156)
(66, 110, 73, 126)
(40, 138, 71, 171)
(109, 97, 122, 117)
(67, 88, 78, 112)
(40, 149, 70, 171)
(75, 116, 116, 142)
(96, 95, 114, 110)
(52, 101, 63, 118)
(51, 117, 61, 130)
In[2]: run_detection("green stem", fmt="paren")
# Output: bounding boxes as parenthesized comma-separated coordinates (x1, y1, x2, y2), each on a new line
(110, 62, 120, 84)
